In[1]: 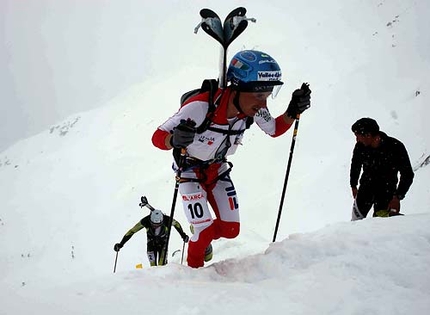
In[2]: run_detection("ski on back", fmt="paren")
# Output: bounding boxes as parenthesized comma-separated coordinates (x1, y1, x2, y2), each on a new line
(223, 7, 254, 47)
(195, 8, 223, 46)
(194, 7, 256, 88)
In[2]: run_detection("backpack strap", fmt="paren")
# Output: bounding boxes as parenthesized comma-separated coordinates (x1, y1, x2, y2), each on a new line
(180, 78, 254, 135)
(196, 79, 220, 134)
(180, 89, 201, 105)
(206, 126, 246, 135)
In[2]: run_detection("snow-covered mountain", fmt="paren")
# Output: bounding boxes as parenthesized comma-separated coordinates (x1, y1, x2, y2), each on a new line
(1, 1, 429, 314)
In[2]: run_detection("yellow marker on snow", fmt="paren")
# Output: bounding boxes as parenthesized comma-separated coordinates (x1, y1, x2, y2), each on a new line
(135, 263, 143, 269)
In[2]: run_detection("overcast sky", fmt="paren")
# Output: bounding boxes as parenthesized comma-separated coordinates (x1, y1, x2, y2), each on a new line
(0, 0, 168, 152)
(2, 0, 428, 155)
(1, 0, 286, 153)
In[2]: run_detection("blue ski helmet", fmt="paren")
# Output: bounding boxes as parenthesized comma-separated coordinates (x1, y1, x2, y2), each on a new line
(227, 50, 284, 95)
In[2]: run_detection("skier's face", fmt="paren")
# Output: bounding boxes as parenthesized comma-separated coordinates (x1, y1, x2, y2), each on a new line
(239, 91, 271, 116)
(355, 132, 373, 146)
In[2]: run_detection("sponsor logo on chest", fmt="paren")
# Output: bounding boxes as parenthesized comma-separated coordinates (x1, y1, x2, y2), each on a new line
(198, 135, 215, 146)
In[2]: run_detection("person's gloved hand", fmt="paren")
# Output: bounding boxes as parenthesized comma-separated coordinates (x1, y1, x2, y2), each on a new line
(387, 195, 400, 213)
(114, 243, 123, 252)
(351, 187, 358, 198)
(182, 234, 190, 243)
(170, 119, 197, 148)
(286, 82, 311, 118)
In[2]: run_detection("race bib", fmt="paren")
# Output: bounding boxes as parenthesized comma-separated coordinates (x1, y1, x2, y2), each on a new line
(182, 191, 213, 227)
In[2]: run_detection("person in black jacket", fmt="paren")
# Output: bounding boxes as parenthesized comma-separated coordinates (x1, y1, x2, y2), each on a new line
(350, 117, 414, 220)
(114, 210, 189, 266)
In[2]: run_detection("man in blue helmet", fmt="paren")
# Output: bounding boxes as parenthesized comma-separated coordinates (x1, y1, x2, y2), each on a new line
(152, 50, 311, 268)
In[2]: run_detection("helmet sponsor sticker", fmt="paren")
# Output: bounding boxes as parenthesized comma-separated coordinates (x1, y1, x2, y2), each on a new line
(231, 58, 249, 70)
(240, 51, 257, 61)
(259, 59, 278, 64)
(257, 71, 282, 81)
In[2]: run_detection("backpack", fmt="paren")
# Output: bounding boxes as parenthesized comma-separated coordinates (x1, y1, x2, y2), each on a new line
(180, 79, 254, 135)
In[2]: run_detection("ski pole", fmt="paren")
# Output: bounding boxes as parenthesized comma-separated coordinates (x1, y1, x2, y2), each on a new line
(113, 251, 119, 273)
(160, 147, 187, 265)
(180, 240, 186, 265)
(272, 114, 301, 242)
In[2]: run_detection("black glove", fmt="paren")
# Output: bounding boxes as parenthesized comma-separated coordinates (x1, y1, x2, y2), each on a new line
(182, 234, 190, 243)
(114, 243, 123, 252)
(170, 119, 197, 148)
(286, 82, 311, 118)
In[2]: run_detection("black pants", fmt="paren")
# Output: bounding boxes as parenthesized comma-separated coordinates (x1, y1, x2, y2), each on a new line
(356, 182, 395, 218)
(147, 239, 167, 266)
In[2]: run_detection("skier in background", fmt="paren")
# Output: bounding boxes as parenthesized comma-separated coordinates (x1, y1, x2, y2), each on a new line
(350, 117, 414, 220)
(152, 50, 311, 268)
(114, 210, 189, 266)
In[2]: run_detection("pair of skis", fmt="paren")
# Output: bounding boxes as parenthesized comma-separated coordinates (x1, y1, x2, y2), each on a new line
(194, 7, 256, 88)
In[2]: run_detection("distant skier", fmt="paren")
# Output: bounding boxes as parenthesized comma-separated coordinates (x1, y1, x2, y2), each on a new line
(114, 210, 189, 266)
(350, 117, 414, 220)
(152, 50, 311, 268)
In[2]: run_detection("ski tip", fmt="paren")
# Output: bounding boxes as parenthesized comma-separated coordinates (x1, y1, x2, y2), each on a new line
(236, 7, 247, 16)
(200, 8, 220, 19)
(171, 249, 181, 257)
(224, 7, 247, 21)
